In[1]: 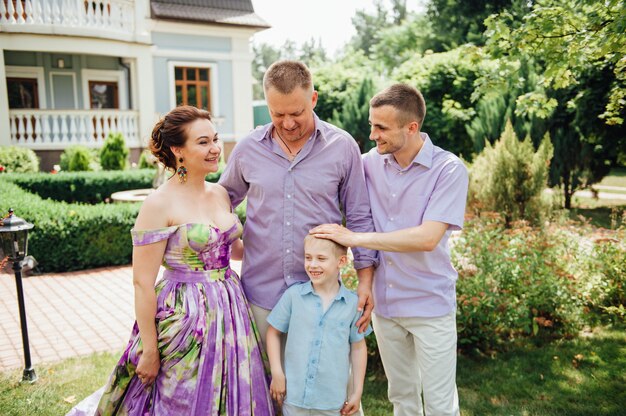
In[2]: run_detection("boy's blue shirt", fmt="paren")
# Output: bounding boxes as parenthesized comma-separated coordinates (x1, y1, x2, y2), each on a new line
(267, 280, 372, 411)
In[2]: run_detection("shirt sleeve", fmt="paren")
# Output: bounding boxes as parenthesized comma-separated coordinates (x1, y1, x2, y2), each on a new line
(422, 158, 469, 231)
(340, 139, 378, 269)
(349, 310, 372, 343)
(267, 288, 293, 333)
(218, 142, 249, 208)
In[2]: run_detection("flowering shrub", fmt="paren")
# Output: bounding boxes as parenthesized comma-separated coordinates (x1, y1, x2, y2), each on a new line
(453, 212, 589, 352)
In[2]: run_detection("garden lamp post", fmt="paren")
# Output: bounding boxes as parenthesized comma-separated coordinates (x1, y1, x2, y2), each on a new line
(0, 208, 37, 383)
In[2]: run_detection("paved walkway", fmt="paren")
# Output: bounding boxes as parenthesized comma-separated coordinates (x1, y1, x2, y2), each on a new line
(0, 262, 241, 371)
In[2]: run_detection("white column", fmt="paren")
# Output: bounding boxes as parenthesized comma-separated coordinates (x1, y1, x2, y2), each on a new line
(135, 46, 155, 147)
(0, 49, 11, 146)
(231, 36, 255, 141)
(134, 0, 150, 43)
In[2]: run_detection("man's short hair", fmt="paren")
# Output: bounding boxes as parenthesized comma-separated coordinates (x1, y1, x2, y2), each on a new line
(370, 83, 426, 127)
(263, 60, 313, 94)
(304, 234, 348, 259)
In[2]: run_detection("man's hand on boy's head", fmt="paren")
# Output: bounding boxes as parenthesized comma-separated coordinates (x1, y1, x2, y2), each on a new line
(269, 372, 286, 406)
(309, 224, 358, 247)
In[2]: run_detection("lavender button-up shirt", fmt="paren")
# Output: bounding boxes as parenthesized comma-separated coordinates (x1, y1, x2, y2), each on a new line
(219, 114, 377, 309)
(363, 133, 468, 318)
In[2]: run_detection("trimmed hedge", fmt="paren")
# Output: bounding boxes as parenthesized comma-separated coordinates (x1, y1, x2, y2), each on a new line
(0, 181, 139, 272)
(3, 170, 155, 203)
(0, 167, 244, 272)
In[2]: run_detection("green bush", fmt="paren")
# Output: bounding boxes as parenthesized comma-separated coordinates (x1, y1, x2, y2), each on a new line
(582, 226, 626, 323)
(100, 132, 129, 170)
(453, 214, 587, 352)
(0, 181, 139, 272)
(0, 146, 39, 173)
(138, 149, 157, 169)
(59, 145, 99, 172)
(469, 121, 554, 226)
(4, 170, 155, 204)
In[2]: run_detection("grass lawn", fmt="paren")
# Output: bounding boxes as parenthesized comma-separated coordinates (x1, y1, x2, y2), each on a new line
(1, 326, 624, 416)
(598, 167, 626, 188)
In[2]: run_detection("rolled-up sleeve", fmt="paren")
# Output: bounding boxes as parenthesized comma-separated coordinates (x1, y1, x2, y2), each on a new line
(341, 140, 378, 269)
(219, 144, 249, 208)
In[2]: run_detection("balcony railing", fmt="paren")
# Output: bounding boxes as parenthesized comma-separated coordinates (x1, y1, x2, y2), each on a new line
(9, 109, 140, 149)
(1, 0, 136, 40)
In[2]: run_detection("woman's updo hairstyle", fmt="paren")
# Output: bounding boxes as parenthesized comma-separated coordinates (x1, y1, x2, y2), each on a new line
(150, 105, 212, 171)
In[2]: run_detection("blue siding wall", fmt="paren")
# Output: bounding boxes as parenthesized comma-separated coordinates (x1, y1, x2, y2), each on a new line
(151, 32, 235, 137)
(4, 51, 122, 110)
(151, 32, 232, 52)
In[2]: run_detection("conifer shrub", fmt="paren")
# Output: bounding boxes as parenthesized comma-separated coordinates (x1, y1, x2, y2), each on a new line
(469, 121, 554, 226)
(100, 132, 129, 170)
(59, 145, 99, 171)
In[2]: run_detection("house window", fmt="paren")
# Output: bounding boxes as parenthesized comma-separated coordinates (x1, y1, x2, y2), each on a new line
(7, 77, 39, 109)
(89, 81, 119, 109)
(174, 66, 211, 111)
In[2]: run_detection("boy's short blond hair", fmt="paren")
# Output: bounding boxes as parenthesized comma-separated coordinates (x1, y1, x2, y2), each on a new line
(304, 234, 347, 259)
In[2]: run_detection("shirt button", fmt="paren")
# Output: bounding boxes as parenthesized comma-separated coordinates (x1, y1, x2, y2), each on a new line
(387, 260, 392, 265)
(319, 321, 323, 327)
(392, 193, 396, 197)
(286, 249, 290, 253)
(315, 340, 320, 346)
(287, 275, 292, 279)
(389, 217, 394, 221)
(287, 194, 292, 198)
(286, 221, 291, 226)
(388, 284, 393, 288)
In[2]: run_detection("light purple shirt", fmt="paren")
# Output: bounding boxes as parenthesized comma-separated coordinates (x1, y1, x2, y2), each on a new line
(363, 133, 469, 318)
(219, 114, 377, 309)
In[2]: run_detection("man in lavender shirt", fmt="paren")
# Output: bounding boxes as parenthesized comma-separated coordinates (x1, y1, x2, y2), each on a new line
(219, 60, 377, 348)
(312, 84, 468, 416)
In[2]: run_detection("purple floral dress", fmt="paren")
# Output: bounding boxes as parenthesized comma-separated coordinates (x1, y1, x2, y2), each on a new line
(68, 221, 274, 415)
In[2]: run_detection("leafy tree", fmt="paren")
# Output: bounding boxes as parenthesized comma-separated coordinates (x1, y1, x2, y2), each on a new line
(331, 78, 376, 153)
(470, 121, 554, 226)
(251, 43, 281, 100)
(467, 59, 549, 153)
(349, 0, 411, 58)
(425, 0, 529, 51)
(299, 37, 327, 67)
(484, 0, 626, 124)
(311, 51, 374, 122)
(371, 13, 433, 71)
(546, 64, 626, 208)
(349, 1, 389, 57)
(393, 47, 482, 159)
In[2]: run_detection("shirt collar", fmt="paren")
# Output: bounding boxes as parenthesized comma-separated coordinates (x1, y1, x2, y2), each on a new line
(299, 279, 349, 302)
(255, 112, 324, 143)
(384, 132, 434, 170)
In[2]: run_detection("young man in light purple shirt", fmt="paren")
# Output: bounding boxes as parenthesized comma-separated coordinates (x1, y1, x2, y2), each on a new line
(312, 83, 468, 416)
(219, 61, 377, 348)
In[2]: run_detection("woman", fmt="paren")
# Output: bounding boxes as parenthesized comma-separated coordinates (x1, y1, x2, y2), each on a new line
(68, 106, 273, 415)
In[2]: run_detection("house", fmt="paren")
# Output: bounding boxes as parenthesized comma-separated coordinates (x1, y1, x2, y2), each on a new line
(0, 0, 269, 170)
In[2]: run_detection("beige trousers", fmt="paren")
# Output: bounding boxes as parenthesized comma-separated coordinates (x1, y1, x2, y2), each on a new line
(372, 312, 460, 416)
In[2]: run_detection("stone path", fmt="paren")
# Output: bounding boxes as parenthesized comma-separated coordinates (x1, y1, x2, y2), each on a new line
(0, 261, 241, 371)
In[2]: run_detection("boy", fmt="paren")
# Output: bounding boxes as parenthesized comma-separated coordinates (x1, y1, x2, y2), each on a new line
(266, 235, 371, 415)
